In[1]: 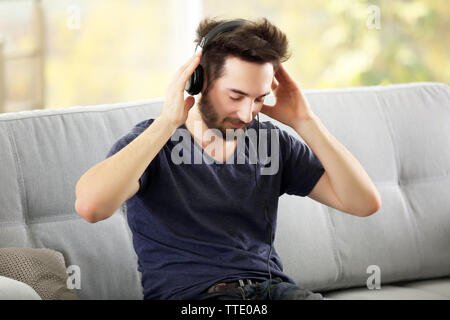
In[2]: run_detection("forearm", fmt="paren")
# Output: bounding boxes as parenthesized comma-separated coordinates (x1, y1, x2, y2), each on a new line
(293, 114, 381, 215)
(75, 116, 177, 222)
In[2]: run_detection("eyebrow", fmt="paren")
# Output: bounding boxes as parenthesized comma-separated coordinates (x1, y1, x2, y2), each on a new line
(227, 88, 270, 98)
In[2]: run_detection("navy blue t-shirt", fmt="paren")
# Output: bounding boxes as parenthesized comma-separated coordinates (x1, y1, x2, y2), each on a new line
(105, 117, 325, 299)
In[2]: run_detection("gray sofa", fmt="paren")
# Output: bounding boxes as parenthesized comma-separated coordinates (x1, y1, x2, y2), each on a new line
(0, 82, 449, 299)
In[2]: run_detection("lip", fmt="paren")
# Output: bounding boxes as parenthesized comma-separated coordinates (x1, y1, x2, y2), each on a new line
(230, 122, 245, 128)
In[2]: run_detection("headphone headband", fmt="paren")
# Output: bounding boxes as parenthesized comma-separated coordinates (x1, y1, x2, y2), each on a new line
(197, 19, 252, 51)
(187, 19, 252, 95)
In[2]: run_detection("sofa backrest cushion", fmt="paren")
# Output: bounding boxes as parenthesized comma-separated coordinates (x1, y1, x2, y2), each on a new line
(0, 82, 448, 298)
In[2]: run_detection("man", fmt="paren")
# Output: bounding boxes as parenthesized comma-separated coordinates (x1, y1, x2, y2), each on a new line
(75, 17, 381, 300)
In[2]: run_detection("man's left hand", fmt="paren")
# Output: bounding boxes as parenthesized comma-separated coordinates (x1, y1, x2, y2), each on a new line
(260, 63, 315, 128)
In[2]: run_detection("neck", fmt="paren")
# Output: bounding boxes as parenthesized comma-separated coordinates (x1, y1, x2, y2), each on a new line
(185, 103, 204, 141)
(185, 102, 235, 150)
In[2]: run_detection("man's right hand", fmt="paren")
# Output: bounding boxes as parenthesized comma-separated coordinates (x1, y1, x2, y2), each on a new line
(159, 51, 203, 129)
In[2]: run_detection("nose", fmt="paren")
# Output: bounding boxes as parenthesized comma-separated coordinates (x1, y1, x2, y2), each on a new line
(237, 100, 256, 124)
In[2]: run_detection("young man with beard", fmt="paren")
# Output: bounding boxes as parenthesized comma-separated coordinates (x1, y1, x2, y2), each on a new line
(75, 17, 381, 300)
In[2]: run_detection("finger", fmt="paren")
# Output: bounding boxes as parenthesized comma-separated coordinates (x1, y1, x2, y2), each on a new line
(275, 63, 294, 83)
(184, 95, 195, 110)
(182, 51, 202, 73)
(183, 51, 202, 69)
(271, 77, 279, 91)
(178, 54, 202, 90)
(260, 104, 277, 119)
(174, 52, 202, 80)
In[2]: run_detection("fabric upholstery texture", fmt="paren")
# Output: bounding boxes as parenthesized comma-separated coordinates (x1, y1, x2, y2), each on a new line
(0, 248, 78, 299)
(0, 82, 448, 299)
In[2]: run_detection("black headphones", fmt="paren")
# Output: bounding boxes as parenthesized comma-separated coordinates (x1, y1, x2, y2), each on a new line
(184, 19, 252, 96)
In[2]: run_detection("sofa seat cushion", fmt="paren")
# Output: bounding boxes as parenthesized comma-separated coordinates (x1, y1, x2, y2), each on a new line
(321, 277, 450, 299)
(393, 276, 450, 299)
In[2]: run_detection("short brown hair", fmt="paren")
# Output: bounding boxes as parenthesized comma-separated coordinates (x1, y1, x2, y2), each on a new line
(194, 17, 291, 94)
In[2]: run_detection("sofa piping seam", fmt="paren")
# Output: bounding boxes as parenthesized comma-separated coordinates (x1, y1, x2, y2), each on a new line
(5, 123, 36, 247)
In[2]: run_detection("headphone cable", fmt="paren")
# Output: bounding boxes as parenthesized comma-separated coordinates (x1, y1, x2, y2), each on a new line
(255, 114, 273, 300)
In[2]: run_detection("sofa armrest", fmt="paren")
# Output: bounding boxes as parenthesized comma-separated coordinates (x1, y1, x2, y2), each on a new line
(0, 275, 42, 300)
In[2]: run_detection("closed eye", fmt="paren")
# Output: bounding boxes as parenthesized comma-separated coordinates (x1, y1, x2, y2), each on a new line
(229, 96, 264, 103)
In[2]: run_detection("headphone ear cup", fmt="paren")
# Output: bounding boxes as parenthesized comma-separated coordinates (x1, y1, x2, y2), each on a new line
(185, 64, 204, 96)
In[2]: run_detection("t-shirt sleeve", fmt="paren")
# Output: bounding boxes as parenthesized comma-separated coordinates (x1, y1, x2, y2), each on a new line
(278, 126, 325, 197)
(105, 118, 158, 196)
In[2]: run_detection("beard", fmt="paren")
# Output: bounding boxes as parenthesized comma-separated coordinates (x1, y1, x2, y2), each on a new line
(197, 90, 250, 142)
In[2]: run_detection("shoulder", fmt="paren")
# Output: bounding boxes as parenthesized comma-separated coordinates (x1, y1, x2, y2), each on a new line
(131, 118, 156, 133)
(124, 118, 158, 138)
(106, 118, 156, 158)
(250, 118, 276, 130)
(251, 119, 293, 145)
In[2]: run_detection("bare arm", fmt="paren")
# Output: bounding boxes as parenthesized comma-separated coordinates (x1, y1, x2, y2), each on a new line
(75, 116, 177, 223)
(295, 114, 381, 217)
(261, 63, 381, 217)
(75, 51, 202, 223)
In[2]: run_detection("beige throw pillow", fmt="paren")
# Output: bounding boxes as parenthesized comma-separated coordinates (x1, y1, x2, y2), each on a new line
(0, 248, 79, 300)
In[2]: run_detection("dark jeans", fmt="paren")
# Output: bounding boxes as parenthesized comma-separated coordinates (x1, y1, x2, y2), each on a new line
(189, 277, 324, 300)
